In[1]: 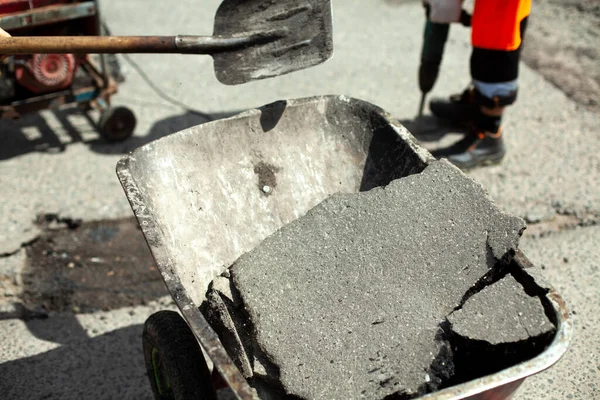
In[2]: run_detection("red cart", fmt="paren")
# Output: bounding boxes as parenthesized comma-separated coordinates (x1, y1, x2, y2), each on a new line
(0, 0, 135, 141)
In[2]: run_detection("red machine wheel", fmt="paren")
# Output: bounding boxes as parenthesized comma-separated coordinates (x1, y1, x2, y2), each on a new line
(32, 54, 75, 87)
(98, 106, 136, 142)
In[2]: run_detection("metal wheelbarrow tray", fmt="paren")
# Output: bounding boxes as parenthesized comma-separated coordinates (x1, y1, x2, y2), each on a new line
(116, 95, 572, 400)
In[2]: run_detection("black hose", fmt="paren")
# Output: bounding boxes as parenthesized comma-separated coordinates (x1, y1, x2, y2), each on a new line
(101, 20, 213, 121)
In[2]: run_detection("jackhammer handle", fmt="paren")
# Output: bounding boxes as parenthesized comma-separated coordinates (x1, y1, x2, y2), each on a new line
(0, 32, 281, 55)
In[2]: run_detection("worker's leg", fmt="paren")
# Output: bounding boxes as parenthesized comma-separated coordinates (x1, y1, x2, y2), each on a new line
(432, 0, 531, 168)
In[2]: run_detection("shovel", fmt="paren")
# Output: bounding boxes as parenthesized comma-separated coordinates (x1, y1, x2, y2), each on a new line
(0, 0, 333, 85)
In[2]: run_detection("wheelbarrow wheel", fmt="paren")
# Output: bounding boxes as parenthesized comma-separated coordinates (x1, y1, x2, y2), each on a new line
(98, 106, 136, 142)
(143, 310, 216, 400)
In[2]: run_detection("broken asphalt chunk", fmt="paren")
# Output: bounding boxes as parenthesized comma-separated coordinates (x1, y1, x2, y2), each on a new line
(448, 274, 555, 344)
(203, 160, 528, 399)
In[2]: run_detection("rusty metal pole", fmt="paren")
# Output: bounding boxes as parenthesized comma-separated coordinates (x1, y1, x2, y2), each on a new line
(0, 31, 284, 55)
(0, 36, 178, 54)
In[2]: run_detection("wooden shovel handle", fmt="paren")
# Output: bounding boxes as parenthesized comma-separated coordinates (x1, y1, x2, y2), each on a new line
(0, 30, 285, 55)
(0, 36, 178, 54)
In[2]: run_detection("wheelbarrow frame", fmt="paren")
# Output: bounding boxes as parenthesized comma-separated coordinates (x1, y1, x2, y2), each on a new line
(116, 95, 573, 400)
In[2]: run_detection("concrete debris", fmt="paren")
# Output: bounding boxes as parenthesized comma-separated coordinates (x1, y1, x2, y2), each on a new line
(203, 160, 529, 399)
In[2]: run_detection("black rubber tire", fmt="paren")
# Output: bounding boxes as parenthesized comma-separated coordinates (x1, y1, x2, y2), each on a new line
(143, 311, 217, 400)
(98, 106, 136, 142)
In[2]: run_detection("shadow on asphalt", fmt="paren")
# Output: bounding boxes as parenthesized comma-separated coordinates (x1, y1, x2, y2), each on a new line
(0, 217, 166, 399)
(398, 116, 475, 160)
(0, 321, 151, 399)
(87, 110, 240, 155)
(0, 107, 240, 160)
(0, 111, 76, 160)
(398, 115, 464, 143)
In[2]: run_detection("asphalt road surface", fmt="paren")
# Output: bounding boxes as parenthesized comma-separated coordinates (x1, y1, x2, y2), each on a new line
(0, 0, 598, 399)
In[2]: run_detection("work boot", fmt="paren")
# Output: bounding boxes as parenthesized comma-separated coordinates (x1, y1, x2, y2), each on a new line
(429, 87, 478, 126)
(432, 128, 506, 170)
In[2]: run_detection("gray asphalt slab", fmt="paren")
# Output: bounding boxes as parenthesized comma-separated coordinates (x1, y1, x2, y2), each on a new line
(0, 0, 597, 399)
(227, 160, 523, 399)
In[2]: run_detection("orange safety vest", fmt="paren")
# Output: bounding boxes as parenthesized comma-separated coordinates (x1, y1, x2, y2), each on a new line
(471, 0, 532, 51)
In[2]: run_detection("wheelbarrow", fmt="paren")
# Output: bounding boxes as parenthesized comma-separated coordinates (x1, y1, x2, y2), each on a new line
(116, 95, 573, 400)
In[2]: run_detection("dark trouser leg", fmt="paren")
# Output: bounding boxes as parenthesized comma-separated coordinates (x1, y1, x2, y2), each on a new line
(434, 0, 531, 169)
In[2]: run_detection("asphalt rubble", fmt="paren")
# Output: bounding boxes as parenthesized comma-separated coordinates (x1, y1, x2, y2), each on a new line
(201, 160, 557, 400)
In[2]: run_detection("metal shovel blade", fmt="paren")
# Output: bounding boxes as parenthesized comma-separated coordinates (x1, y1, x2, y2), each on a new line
(213, 0, 333, 85)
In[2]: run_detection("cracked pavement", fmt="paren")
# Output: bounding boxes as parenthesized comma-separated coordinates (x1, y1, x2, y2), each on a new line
(0, 0, 598, 399)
